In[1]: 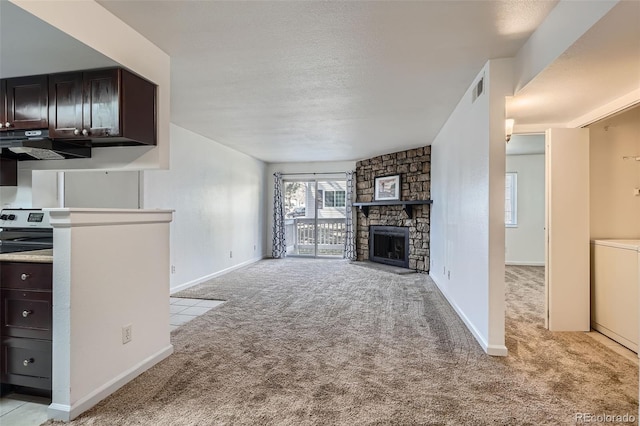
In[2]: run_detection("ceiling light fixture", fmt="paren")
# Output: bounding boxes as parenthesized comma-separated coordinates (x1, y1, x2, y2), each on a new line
(505, 119, 515, 143)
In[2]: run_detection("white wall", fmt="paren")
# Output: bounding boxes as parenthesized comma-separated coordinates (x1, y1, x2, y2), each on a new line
(0, 166, 33, 207)
(48, 209, 173, 421)
(3, 169, 141, 209)
(505, 152, 545, 265)
(64, 171, 140, 209)
(430, 59, 511, 356)
(143, 124, 267, 292)
(31, 171, 61, 208)
(265, 161, 356, 256)
(589, 105, 640, 239)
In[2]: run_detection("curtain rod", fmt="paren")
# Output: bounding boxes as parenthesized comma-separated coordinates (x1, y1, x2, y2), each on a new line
(278, 172, 346, 176)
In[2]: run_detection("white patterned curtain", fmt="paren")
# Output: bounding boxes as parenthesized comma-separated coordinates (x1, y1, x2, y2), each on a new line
(344, 170, 356, 260)
(272, 172, 286, 259)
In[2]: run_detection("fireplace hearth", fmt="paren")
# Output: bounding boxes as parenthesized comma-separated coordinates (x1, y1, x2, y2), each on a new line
(369, 226, 410, 268)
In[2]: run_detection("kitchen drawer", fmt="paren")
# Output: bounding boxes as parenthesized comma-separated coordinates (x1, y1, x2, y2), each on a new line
(1, 337, 51, 390)
(0, 262, 52, 290)
(1, 289, 52, 339)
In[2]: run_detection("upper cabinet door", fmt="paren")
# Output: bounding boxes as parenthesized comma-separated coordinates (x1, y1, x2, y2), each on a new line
(83, 69, 119, 138)
(4, 75, 48, 131)
(49, 72, 84, 139)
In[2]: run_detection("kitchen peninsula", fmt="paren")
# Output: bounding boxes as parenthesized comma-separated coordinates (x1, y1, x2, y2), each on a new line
(45, 208, 172, 421)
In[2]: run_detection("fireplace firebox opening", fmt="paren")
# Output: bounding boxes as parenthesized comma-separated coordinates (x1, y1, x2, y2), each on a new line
(369, 225, 410, 269)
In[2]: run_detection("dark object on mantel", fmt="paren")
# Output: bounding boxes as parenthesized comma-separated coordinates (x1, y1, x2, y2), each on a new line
(353, 200, 432, 218)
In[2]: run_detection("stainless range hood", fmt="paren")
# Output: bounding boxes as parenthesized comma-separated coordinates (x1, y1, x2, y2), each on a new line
(0, 129, 91, 160)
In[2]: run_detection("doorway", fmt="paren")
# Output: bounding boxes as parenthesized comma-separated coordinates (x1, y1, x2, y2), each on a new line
(283, 179, 347, 257)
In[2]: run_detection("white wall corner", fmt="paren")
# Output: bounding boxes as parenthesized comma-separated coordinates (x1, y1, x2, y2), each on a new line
(170, 255, 265, 294)
(430, 273, 508, 357)
(47, 345, 173, 421)
(487, 58, 513, 353)
(513, 0, 619, 93)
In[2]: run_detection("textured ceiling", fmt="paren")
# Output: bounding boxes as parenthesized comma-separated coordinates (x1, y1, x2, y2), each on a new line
(95, 0, 558, 163)
(3, 1, 636, 163)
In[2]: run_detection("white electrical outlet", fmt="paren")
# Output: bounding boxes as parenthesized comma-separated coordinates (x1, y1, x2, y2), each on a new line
(634, 188, 640, 196)
(230, 251, 233, 258)
(171, 265, 176, 274)
(122, 324, 132, 344)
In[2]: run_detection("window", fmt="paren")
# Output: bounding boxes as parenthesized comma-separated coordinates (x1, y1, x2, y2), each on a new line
(505, 172, 517, 227)
(323, 190, 346, 208)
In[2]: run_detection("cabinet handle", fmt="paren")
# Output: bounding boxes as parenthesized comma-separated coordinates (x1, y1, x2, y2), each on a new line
(22, 310, 32, 318)
(23, 358, 34, 367)
(82, 129, 89, 136)
(20, 273, 30, 281)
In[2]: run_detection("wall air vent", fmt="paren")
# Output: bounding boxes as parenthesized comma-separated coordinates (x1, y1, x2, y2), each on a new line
(472, 76, 484, 103)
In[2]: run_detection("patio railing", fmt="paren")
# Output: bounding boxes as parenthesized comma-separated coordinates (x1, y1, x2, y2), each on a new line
(284, 218, 345, 256)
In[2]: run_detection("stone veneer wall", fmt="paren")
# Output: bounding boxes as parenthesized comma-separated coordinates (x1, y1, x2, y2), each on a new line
(355, 146, 431, 271)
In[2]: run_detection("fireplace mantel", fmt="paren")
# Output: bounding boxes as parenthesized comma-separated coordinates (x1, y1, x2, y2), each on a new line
(353, 199, 432, 218)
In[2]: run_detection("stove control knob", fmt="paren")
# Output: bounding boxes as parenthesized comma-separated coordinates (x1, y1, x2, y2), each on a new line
(7, 214, 16, 220)
(0, 214, 7, 220)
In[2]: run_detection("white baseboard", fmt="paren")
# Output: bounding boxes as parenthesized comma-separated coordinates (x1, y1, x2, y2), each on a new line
(48, 345, 174, 421)
(170, 255, 264, 294)
(429, 273, 508, 357)
(505, 261, 545, 266)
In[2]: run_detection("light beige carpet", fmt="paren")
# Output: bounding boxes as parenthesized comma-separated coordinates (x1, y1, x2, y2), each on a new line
(44, 260, 637, 425)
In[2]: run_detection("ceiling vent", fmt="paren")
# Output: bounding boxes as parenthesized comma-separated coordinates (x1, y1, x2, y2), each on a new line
(472, 76, 484, 102)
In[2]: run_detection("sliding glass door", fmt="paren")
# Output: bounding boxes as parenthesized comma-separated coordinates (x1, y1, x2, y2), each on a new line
(283, 179, 347, 258)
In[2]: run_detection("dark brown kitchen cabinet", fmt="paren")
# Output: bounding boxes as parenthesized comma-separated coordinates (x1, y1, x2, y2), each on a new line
(0, 80, 5, 131)
(0, 75, 49, 132)
(49, 67, 156, 145)
(0, 158, 18, 186)
(0, 262, 53, 396)
(48, 72, 84, 139)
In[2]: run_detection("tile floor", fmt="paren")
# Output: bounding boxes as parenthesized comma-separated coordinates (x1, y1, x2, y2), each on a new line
(0, 297, 224, 426)
(169, 297, 225, 331)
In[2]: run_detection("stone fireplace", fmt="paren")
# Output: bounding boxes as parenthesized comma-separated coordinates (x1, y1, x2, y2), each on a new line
(355, 146, 430, 271)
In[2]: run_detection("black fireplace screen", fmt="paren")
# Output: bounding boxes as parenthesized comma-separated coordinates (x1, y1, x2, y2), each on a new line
(369, 226, 410, 268)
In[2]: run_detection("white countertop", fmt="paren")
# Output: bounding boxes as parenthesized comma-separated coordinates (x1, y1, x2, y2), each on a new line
(591, 239, 640, 251)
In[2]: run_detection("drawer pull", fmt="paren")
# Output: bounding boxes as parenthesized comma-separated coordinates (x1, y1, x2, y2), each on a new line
(20, 273, 30, 281)
(23, 358, 34, 367)
(22, 310, 32, 318)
